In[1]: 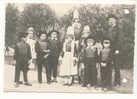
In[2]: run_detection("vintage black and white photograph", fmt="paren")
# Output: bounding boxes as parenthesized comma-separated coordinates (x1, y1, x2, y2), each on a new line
(4, 2, 136, 93)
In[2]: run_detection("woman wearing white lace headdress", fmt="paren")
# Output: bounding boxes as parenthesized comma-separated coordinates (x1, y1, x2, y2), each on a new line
(59, 27, 77, 86)
(26, 27, 37, 70)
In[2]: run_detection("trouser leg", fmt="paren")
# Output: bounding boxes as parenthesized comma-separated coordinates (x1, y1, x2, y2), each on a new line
(101, 67, 106, 87)
(53, 58, 58, 79)
(23, 69, 28, 83)
(37, 62, 43, 83)
(87, 67, 91, 84)
(101, 65, 112, 88)
(33, 59, 37, 70)
(53, 65, 57, 78)
(106, 65, 112, 87)
(114, 60, 121, 85)
(79, 63, 85, 84)
(115, 69, 121, 85)
(14, 65, 21, 83)
(83, 66, 88, 85)
(90, 66, 97, 86)
(44, 61, 51, 83)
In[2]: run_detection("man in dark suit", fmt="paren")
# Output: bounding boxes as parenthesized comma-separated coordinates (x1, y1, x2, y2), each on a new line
(104, 14, 121, 86)
(14, 32, 32, 87)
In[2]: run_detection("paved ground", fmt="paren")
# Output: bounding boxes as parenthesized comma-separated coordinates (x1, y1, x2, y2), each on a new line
(4, 56, 133, 93)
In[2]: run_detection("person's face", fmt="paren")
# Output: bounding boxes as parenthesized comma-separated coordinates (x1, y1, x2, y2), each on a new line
(40, 34, 47, 41)
(103, 40, 110, 48)
(51, 32, 57, 39)
(27, 31, 33, 39)
(67, 36, 72, 42)
(22, 37, 27, 42)
(108, 18, 116, 27)
(75, 19, 79, 23)
(87, 39, 94, 47)
(82, 32, 90, 38)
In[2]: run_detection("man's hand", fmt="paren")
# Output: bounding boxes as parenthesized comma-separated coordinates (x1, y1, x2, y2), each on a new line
(73, 57, 78, 62)
(44, 54, 49, 59)
(81, 63, 85, 69)
(59, 59, 62, 65)
(115, 50, 119, 54)
(28, 59, 32, 64)
(73, 57, 78, 66)
(101, 62, 107, 67)
(59, 56, 62, 61)
(58, 56, 62, 65)
(44, 49, 50, 53)
(13, 60, 16, 65)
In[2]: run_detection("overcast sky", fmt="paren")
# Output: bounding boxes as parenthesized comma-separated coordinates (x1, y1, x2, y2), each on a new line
(48, 4, 80, 17)
(16, 3, 80, 17)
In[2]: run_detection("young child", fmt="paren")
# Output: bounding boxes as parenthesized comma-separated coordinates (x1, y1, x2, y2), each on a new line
(48, 30, 61, 82)
(14, 32, 32, 87)
(78, 25, 93, 85)
(78, 36, 87, 84)
(100, 38, 113, 91)
(35, 32, 51, 84)
(59, 34, 77, 86)
(95, 40, 103, 86)
(81, 36, 98, 88)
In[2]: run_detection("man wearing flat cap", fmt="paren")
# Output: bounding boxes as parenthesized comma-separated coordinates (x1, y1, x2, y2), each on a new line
(104, 14, 121, 86)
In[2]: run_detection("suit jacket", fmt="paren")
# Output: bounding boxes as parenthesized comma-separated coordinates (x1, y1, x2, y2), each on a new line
(35, 40, 50, 63)
(48, 38, 61, 58)
(14, 40, 32, 68)
(100, 48, 113, 64)
(105, 26, 121, 52)
(80, 46, 98, 63)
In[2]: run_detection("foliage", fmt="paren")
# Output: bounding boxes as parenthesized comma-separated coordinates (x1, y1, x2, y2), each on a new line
(5, 4, 136, 68)
(60, 4, 136, 68)
(5, 3, 19, 46)
(17, 4, 57, 34)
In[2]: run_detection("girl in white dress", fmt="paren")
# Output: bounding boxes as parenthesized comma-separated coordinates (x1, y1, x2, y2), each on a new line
(59, 34, 77, 86)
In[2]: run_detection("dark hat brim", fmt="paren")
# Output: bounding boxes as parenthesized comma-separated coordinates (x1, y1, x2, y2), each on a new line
(37, 31, 48, 38)
(48, 30, 59, 36)
(107, 14, 118, 20)
(84, 35, 96, 44)
(102, 36, 112, 43)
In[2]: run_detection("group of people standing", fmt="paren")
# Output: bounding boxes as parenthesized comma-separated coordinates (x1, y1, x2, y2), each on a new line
(13, 14, 121, 91)
(14, 29, 61, 87)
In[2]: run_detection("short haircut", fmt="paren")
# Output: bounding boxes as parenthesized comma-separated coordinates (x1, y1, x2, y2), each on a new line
(107, 14, 117, 20)
(103, 36, 111, 41)
(48, 30, 59, 36)
(84, 36, 96, 45)
(38, 32, 47, 38)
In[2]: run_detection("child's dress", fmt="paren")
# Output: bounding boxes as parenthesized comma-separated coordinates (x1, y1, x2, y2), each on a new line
(26, 38, 36, 69)
(59, 40, 77, 76)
